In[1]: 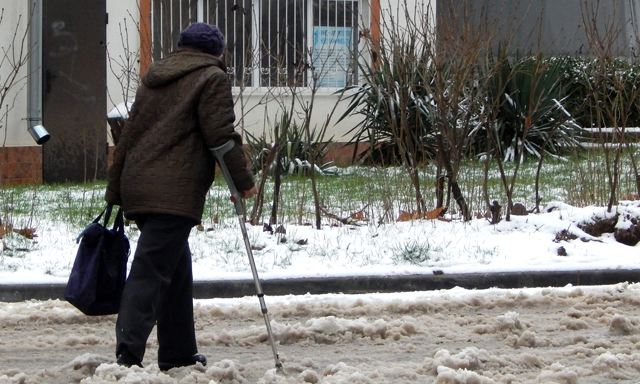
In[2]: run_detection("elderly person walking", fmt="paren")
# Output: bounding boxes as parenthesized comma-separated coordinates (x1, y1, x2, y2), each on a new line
(105, 22, 257, 370)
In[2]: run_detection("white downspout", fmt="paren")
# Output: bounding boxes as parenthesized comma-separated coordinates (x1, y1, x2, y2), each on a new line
(27, 0, 50, 145)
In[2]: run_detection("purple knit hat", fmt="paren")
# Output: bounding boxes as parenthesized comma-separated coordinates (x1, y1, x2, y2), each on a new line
(178, 23, 226, 57)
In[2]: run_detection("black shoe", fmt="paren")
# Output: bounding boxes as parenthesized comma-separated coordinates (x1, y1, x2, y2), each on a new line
(159, 354, 207, 371)
(117, 350, 143, 368)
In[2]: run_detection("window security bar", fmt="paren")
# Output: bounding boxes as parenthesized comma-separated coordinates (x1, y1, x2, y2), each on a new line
(150, 0, 366, 88)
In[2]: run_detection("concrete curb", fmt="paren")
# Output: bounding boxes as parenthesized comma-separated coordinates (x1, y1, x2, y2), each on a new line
(1, 269, 639, 302)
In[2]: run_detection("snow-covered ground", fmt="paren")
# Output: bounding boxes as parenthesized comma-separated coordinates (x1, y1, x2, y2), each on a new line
(0, 197, 639, 382)
(0, 200, 639, 284)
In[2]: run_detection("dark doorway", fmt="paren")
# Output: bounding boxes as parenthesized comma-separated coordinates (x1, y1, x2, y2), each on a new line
(42, 0, 107, 183)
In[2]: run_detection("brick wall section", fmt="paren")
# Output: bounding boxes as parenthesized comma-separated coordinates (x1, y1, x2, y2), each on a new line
(110, 143, 364, 168)
(323, 142, 366, 166)
(0, 143, 362, 186)
(0, 146, 43, 186)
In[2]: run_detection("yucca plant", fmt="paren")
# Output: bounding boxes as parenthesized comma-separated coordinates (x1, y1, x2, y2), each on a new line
(338, 52, 437, 166)
(337, 6, 439, 216)
(246, 115, 337, 177)
(479, 53, 586, 219)
(483, 55, 585, 161)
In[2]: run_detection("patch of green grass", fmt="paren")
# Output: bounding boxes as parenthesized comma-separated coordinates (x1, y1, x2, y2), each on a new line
(213, 148, 639, 224)
(391, 240, 432, 266)
(0, 148, 637, 229)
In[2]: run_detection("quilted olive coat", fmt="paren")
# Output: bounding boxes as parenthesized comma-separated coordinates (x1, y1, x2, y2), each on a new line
(105, 47, 254, 223)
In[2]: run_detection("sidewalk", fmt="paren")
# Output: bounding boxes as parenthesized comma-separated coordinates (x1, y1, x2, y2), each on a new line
(1, 269, 639, 302)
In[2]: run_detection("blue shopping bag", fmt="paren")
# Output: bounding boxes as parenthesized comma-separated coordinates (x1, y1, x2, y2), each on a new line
(65, 204, 130, 316)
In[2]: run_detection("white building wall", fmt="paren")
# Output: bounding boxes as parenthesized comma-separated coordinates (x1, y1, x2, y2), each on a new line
(106, 0, 141, 120)
(0, 0, 434, 147)
(231, 91, 356, 142)
(0, 0, 141, 147)
(232, 0, 436, 143)
(0, 1, 33, 147)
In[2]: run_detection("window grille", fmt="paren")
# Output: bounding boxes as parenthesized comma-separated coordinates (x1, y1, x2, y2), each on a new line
(150, 0, 364, 88)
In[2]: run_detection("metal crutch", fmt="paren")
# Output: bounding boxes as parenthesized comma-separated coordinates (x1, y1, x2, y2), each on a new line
(211, 140, 283, 372)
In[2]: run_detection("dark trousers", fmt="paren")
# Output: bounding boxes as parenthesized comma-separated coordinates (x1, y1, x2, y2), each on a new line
(115, 213, 198, 363)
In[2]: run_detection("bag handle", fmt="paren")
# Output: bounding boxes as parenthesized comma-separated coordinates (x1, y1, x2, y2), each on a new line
(91, 204, 113, 226)
(112, 206, 125, 234)
(76, 204, 123, 243)
(100, 204, 126, 234)
(103, 204, 114, 226)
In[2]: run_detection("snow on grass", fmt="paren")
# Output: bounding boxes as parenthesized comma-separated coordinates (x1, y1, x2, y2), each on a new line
(0, 200, 638, 284)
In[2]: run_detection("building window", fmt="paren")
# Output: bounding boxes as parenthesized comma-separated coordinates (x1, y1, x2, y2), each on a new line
(151, 0, 363, 88)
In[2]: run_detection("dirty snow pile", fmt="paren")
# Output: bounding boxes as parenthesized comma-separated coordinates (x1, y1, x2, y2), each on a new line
(2, 283, 640, 383)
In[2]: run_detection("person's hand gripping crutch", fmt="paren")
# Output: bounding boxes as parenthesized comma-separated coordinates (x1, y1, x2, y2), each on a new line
(210, 140, 283, 372)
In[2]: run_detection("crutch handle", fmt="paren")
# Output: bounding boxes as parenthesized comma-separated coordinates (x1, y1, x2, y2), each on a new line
(210, 140, 244, 216)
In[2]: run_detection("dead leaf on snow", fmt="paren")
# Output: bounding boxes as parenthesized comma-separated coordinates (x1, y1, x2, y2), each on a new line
(13, 228, 37, 239)
(424, 207, 444, 220)
(396, 211, 420, 222)
(0, 224, 13, 237)
(397, 207, 445, 222)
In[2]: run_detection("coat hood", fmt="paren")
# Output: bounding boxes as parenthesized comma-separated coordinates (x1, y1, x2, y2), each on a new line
(142, 47, 226, 88)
